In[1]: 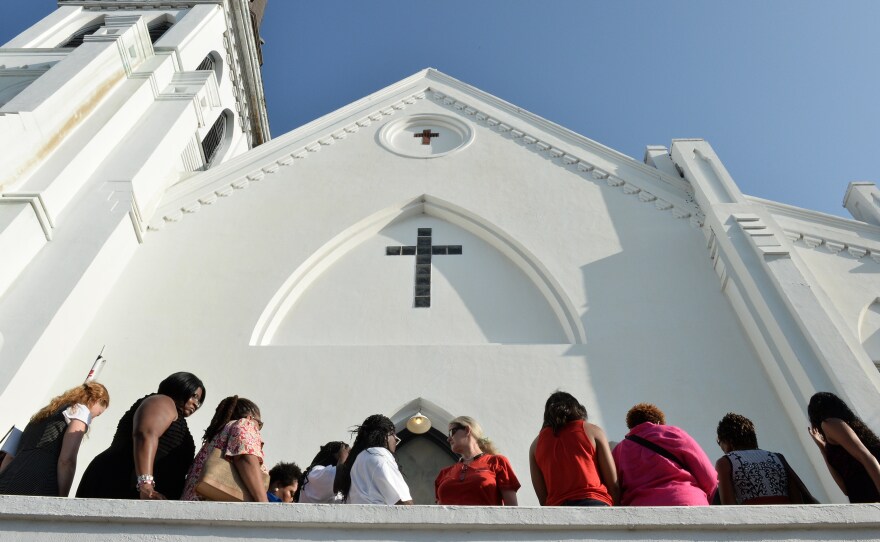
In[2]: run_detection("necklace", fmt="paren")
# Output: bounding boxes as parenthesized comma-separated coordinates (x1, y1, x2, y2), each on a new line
(458, 453, 485, 481)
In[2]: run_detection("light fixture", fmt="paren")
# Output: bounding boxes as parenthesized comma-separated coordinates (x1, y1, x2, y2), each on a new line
(406, 411, 431, 434)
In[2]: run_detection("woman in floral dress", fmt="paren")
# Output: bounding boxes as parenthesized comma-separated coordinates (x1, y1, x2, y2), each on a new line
(181, 396, 268, 501)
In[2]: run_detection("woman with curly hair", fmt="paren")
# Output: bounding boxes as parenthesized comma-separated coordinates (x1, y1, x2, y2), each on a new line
(298, 441, 349, 503)
(715, 412, 811, 504)
(335, 414, 411, 505)
(808, 392, 880, 502)
(612, 403, 717, 506)
(181, 395, 269, 501)
(435, 416, 520, 505)
(0, 382, 109, 496)
(529, 392, 617, 506)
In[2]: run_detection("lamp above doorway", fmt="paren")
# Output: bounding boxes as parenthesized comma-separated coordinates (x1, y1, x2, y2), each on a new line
(406, 412, 431, 434)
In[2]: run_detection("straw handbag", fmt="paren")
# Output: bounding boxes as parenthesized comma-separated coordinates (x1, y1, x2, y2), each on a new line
(195, 447, 269, 501)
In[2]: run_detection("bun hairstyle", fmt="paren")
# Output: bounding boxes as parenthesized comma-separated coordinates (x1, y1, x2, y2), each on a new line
(542, 391, 588, 435)
(625, 403, 666, 429)
(31, 382, 110, 424)
(201, 395, 260, 443)
(450, 416, 498, 455)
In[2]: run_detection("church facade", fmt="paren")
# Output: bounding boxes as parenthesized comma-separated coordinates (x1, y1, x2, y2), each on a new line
(1, 1, 879, 539)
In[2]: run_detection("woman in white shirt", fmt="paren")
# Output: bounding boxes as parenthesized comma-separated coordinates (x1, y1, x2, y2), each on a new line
(0, 382, 109, 496)
(298, 440, 349, 503)
(336, 414, 412, 505)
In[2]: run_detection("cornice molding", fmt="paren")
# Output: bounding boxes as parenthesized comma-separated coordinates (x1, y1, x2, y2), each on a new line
(748, 196, 880, 263)
(147, 69, 704, 232)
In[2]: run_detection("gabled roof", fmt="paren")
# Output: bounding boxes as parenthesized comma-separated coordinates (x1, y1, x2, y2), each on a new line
(147, 68, 704, 231)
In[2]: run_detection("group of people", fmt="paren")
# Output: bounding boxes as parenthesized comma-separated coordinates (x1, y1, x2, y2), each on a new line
(1, 373, 879, 508)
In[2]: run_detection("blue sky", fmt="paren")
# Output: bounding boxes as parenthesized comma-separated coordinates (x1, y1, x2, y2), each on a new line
(3, 1, 878, 217)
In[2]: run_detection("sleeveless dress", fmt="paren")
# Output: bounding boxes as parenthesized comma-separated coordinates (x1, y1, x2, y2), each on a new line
(534, 420, 612, 506)
(0, 409, 71, 496)
(826, 443, 880, 503)
(76, 394, 195, 499)
(725, 449, 790, 504)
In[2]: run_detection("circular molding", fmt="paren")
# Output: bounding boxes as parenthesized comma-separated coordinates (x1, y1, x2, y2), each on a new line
(378, 114, 473, 159)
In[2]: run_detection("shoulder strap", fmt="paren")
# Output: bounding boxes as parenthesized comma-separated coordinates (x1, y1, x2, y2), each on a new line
(625, 434, 690, 472)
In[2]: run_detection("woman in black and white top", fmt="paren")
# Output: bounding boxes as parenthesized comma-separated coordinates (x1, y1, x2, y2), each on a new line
(298, 441, 349, 503)
(0, 382, 109, 497)
(715, 412, 809, 504)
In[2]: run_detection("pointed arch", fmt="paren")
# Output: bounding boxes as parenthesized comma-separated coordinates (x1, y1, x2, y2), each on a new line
(249, 194, 586, 345)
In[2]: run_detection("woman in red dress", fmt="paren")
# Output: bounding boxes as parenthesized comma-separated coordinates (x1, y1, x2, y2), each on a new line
(434, 416, 520, 505)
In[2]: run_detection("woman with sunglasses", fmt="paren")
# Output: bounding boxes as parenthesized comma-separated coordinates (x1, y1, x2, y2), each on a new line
(336, 414, 412, 505)
(181, 395, 268, 501)
(435, 416, 520, 505)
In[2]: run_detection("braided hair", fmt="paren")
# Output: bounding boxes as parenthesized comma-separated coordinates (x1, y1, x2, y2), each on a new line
(297, 441, 349, 500)
(201, 395, 260, 444)
(338, 415, 397, 501)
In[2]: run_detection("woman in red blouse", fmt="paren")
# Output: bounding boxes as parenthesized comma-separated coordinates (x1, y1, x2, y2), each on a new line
(434, 416, 520, 505)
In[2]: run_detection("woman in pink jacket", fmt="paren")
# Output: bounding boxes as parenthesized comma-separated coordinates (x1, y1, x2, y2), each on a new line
(612, 403, 717, 506)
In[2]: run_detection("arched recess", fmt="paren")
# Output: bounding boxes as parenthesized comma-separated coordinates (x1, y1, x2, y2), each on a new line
(200, 109, 233, 169)
(249, 194, 587, 345)
(58, 18, 104, 48)
(195, 51, 223, 85)
(858, 298, 880, 370)
(389, 398, 457, 505)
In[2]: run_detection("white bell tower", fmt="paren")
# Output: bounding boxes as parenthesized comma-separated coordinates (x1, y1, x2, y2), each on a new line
(0, 0, 269, 417)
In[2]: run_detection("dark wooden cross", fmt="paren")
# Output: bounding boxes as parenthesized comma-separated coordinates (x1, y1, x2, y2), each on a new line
(386, 228, 462, 308)
(414, 128, 439, 145)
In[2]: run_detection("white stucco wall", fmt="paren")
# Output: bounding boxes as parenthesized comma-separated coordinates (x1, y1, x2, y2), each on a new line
(30, 76, 836, 504)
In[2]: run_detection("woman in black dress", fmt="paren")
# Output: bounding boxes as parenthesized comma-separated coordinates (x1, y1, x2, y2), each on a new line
(0, 382, 110, 496)
(76, 372, 205, 500)
(808, 392, 880, 502)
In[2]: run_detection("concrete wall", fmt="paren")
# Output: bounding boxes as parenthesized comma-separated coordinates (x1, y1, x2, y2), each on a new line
(1, 496, 878, 541)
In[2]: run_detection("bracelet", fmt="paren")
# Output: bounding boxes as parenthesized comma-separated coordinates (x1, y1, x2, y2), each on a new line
(136, 474, 155, 491)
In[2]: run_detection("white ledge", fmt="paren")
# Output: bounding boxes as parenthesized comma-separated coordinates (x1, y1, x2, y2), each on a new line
(1, 496, 879, 541)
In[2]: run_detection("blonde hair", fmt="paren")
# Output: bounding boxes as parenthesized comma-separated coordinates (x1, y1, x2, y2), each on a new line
(450, 415, 498, 455)
(31, 382, 110, 424)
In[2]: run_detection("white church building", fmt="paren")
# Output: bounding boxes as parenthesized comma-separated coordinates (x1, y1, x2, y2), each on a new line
(1, 1, 879, 540)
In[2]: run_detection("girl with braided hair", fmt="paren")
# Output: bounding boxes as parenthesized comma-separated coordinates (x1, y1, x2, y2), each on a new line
(298, 440, 349, 503)
(435, 415, 520, 505)
(181, 395, 269, 501)
(335, 414, 412, 504)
